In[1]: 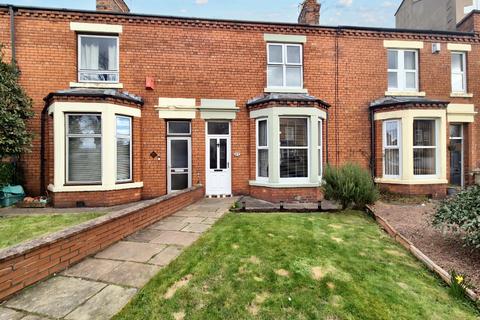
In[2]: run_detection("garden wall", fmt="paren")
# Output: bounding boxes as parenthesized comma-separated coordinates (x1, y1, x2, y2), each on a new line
(0, 185, 204, 301)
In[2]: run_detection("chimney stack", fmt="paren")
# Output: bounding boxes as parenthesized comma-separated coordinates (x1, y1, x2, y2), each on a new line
(298, 0, 321, 25)
(96, 0, 130, 13)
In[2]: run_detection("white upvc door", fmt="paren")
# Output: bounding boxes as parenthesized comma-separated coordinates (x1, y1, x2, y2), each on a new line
(205, 123, 232, 196)
(167, 137, 192, 193)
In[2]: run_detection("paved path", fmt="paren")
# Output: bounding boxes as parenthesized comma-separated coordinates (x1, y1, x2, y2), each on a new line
(0, 197, 236, 320)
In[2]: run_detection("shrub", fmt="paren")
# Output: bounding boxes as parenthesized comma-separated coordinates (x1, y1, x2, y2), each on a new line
(433, 186, 480, 249)
(323, 163, 379, 210)
(0, 162, 15, 187)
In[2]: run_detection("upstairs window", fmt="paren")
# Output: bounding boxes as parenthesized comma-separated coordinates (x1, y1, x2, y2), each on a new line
(388, 49, 418, 92)
(451, 52, 467, 93)
(79, 35, 119, 83)
(267, 43, 303, 89)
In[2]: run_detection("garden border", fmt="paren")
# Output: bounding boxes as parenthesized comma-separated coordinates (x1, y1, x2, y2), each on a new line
(366, 204, 479, 304)
(0, 185, 204, 301)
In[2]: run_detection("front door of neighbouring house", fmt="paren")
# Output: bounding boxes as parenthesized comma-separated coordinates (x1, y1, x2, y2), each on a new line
(206, 121, 232, 196)
(167, 121, 192, 193)
(449, 124, 464, 187)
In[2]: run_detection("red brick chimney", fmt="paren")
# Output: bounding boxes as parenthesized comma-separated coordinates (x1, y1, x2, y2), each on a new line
(96, 0, 130, 13)
(298, 0, 321, 25)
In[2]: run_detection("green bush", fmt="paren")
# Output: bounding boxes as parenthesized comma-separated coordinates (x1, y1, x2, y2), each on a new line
(323, 163, 379, 210)
(0, 162, 15, 187)
(433, 186, 480, 249)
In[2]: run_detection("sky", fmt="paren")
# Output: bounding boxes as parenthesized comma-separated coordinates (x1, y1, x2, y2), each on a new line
(2, 0, 403, 28)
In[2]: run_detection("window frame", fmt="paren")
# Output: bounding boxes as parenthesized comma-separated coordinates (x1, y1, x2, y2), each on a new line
(387, 49, 419, 92)
(167, 121, 192, 136)
(267, 43, 304, 89)
(451, 51, 467, 94)
(413, 118, 439, 178)
(382, 119, 402, 179)
(115, 115, 133, 183)
(279, 116, 310, 183)
(256, 118, 269, 182)
(65, 113, 103, 185)
(77, 34, 120, 84)
(318, 119, 323, 179)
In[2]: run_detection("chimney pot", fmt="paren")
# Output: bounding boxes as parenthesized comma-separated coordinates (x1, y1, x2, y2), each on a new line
(298, 0, 321, 25)
(96, 0, 130, 13)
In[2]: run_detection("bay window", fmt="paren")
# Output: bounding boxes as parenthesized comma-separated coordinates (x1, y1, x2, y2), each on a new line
(267, 43, 303, 89)
(318, 120, 323, 178)
(257, 119, 269, 180)
(116, 116, 132, 182)
(66, 114, 102, 184)
(79, 35, 119, 83)
(383, 120, 401, 178)
(280, 118, 309, 180)
(451, 52, 467, 93)
(413, 119, 438, 176)
(388, 49, 418, 92)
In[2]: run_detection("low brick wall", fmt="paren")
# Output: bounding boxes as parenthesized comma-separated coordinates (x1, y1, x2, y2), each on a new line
(378, 183, 447, 199)
(250, 186, 323, 203)
(0, 185, 204, 301)
(51, 187, 143, 208)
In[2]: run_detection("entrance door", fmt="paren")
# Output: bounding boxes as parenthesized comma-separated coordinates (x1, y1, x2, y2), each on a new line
(167, 137, 191, 193)
(449, 124, 464, 187)
(206, 122, 232, 196)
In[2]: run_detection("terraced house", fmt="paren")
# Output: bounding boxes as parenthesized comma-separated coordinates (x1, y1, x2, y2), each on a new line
(1, 0, 479, 207)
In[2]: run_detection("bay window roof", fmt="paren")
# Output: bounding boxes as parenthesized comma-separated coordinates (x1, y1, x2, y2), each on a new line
(370, 96, 448, 111)
(247, 93, 330, 109)
(44, 88, 144, 106)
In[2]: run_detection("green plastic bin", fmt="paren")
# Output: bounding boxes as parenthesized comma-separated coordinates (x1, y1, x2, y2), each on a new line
(0, 185, 25, 207)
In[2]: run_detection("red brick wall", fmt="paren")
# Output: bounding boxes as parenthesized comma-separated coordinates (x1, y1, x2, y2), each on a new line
(378, 183, 447, 199)
(0, 186, 204, 301)
(51, 187, 143, 208)
(250, 185, 323, 203)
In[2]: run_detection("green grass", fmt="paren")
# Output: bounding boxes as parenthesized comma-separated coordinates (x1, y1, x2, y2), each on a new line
(115, 211, 479, 320)
(0, 213, 104, 249)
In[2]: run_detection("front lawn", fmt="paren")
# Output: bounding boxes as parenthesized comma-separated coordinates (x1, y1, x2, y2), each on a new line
(0, 213, 104, 249)
(115, 211, 479, 320)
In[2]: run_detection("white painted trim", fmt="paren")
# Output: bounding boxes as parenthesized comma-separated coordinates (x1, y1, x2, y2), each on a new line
(447, 43, 472, 52)
(447, 103, 477, 123)
(200, 99, 239, 120)
(156, 98, 197, 119)
(157, 98, 196, 108)
(250, 107, 327, 120)
(70, 22, 123, 34)
(167, 137, 192, 193)
(200, 99, 237, 109)
(383, 40, 424, 49)
(48, 182, 143, 193)
(375, 178, 448, 185)
(385, 91, 426, 97)
(264, 87, 309, 94)
(249, 181, 321, 188)
(263, 34, 307, 43)
(70, 82, 124, 89)
(450, 92, 473, 98)
(48, 102, 141, 118)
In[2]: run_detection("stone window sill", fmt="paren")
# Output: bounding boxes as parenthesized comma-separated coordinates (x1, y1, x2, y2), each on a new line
(70, 82, 124, 89)
(47, 182, 144, 193)
(385, 91, 426, 97)
(450, 92, 473, 98)
(375, 178, 448, 185)
(264, 87, 308, 94)
(249, 180, 321, 189)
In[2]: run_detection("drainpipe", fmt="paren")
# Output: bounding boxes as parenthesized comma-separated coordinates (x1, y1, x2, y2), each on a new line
(370, 108, 376, 178)
(9, 5, 16, 65)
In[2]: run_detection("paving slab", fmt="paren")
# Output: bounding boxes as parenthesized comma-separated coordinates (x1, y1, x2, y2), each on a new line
(159, 216, 187, 223)
(62, 258, 121, 281)
(202, 217, 218, 225)
(98, 262, 161, 288)
(0, 307, 24, 320)
(5, 277, 106, 319)
(125, 228, 164, 243)
(181, 217, 205, 224)
(150, 220, 188, 231)
(20, 315, 50, 320)
(65, 285, 137, 320)
(95, 241, 166, 263)
(171, 210, 200, 217)
(182, 223, 211, 233)
(149, 246, 183, 266)
(150, 231, 201, 246)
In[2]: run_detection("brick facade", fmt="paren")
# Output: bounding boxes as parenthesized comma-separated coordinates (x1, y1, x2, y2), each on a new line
(1, 5, 480, 205)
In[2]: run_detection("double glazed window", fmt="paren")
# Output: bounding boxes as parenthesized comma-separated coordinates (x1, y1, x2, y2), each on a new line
(257, 119, 269, 179)
(66, 114, 102, 184)
(388, 49, 418, 92)
(383, 120, 401, 177)
(280, 118, 308, 179)
(451, 52, 467, 93)
(116, 116, 132, 182)
(318, 120, 323, 177)
(413, 119, 437, 176)
(267, 43, 303, 88)
(78, 35, 119, 83)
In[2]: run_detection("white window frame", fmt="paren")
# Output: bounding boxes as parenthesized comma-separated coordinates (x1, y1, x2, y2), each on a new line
(115, 115, 132, 183)
(413, 118, 439, 179)
(451, 51, 467, 94)
(78, 34, 120, 84)
(267, 43, 303, 89)
(382, 120, 402, 179)
(256, 118, 269, 182)
(65, 113, 102, 185)
(318, 119, 323, 179)
(387, 49, 419, 92)
(279, 116, 310, 184)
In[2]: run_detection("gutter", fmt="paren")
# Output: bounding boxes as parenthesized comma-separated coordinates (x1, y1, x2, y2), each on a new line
(8, 5, 15, 64)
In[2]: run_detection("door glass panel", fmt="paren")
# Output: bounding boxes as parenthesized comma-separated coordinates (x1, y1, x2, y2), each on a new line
(171, 140, 188, 168)
(171, 174, 188, 190)
(220, 139, 227, 169)
(209, 139, 217, 169)
(450, 124, 462, 138)
(208, 122, 229, 135)
(450, 139, 462, 186)
(168, 121, 191, 135)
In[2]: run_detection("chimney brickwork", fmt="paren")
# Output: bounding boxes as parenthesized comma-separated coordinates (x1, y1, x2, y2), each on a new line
(298, 0, 321, 25)
(96, 0, 130, 13)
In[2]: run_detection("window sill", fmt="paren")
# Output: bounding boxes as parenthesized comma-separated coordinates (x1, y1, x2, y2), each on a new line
(375, 178, 448, 185)
(47, 182, 143, 193)
(264, 87, 308, 94)
(450, 92, 473, 98)
(385, 91, 426, 97)
(70, 82, 124, 89)
(249, 180, 321, 188)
